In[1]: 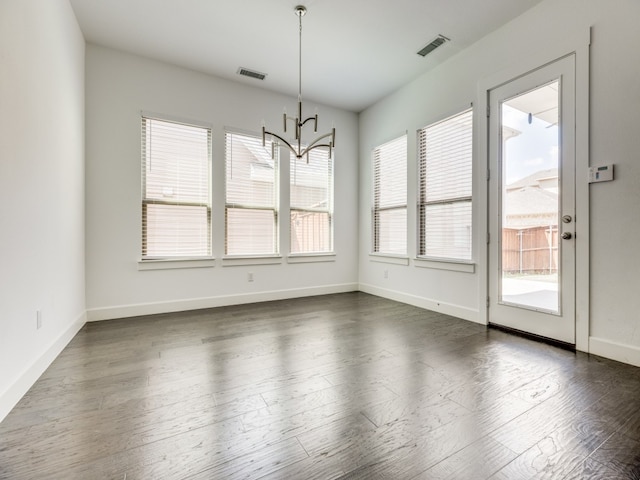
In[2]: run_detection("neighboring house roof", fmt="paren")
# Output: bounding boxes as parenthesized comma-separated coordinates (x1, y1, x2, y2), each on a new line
(506, 168, 558, 190)
(505, 169, 559, 229)
(239, 136, 275, 169)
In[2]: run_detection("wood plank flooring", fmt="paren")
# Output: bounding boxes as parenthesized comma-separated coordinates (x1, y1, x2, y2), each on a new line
(2, 292, 640, 479)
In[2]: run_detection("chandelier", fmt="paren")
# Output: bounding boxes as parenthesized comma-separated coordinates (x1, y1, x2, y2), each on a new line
(262, 5, 335, 161)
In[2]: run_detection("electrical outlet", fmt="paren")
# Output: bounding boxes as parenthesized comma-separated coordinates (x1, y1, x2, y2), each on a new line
(248, 272, 254, 282)
(384, 270, 388, 279)
(36, 310, 42, 330)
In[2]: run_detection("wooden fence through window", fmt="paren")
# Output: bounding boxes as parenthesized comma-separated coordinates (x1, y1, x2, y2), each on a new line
(502, 225, 558, 274)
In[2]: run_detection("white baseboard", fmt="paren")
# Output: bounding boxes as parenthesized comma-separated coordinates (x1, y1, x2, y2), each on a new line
(0, 311, 86, 423)
(589, 336, 640, 368)
(86, 283, 359, 321)
(359, 283, 482, 325)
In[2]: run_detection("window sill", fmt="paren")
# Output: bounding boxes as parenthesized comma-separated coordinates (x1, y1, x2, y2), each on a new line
(369, 254, 410, 266)
(138, 257, 215, 271)
(414, 258, 475, 273)
(222, 255, 283, 267)
(287, 253, 336, 264)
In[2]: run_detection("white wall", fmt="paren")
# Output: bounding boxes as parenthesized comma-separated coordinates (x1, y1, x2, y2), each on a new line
(359, 0, 640, 365)
(0, 0, 86, 420)
(85, 45, 359, 320)
(584, 0, 640, 364)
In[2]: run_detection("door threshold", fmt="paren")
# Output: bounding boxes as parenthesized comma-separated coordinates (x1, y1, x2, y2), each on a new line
(489, 323, 576, 352)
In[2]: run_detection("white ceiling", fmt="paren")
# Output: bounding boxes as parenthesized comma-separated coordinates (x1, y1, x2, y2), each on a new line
(69, 0, 544, 112)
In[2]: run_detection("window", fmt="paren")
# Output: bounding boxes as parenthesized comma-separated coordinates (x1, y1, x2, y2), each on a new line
(141, 116, 211, 259)
(372, 135, 407, 255)
(418, 108, 473, 261)
(290, 149, 333, 254)
(225, 131, 279, 256)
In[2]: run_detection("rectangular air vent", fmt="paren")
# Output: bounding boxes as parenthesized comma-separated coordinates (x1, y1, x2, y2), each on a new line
(237, 67, 267, 81)
(417, 35, 450, 57)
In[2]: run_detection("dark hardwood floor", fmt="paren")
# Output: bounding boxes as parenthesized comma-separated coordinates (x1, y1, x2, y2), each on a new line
(2, 292, 640, 479)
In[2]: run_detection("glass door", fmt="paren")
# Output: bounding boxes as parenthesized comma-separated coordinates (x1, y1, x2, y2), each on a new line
(488, 56, 576, 344)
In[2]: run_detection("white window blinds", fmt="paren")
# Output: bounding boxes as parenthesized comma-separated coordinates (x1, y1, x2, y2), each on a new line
(290, 149, 333, 254)
(418, 109, 473, 261)
(225, 131, 279, 256)
(141, 117, 211, 258)
(372, 135, 407, 255)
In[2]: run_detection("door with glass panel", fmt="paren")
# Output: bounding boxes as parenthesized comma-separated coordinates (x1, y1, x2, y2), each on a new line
(488, 56, 575, 344)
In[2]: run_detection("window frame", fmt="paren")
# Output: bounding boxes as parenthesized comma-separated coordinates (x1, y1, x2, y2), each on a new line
(371, 134, 408, 257)
(224, 129, 280, 258)
(417, 107, 474, 263)
(140, 113, 213, 263)
(289, 147, 334, 256)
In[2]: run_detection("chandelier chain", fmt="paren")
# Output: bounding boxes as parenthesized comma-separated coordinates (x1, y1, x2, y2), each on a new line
(298, 11, 302, 101)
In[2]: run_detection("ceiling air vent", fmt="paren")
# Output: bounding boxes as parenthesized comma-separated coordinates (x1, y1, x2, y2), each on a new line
(417, 35, 450, 57)
(237, 67, 267, 81)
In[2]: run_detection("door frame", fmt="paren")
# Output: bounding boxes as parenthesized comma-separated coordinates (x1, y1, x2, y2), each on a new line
(475, 28, 591, 352)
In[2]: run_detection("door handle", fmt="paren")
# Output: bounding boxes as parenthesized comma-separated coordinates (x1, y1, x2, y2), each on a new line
(561, 232, 572, 240)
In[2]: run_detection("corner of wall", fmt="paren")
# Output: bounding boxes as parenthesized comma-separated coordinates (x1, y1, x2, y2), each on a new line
(0, 312, 86, 423)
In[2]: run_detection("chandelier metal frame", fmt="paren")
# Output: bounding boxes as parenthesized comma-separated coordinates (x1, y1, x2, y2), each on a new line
(262, 5, 335, 161)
